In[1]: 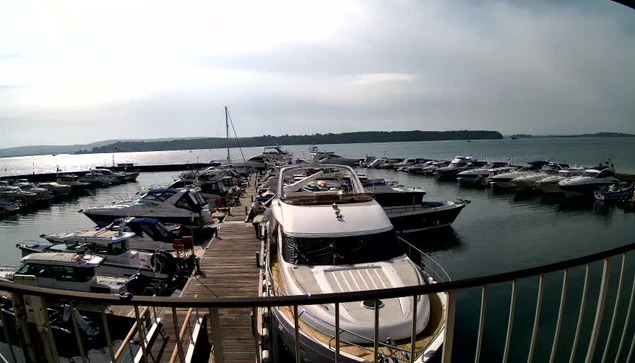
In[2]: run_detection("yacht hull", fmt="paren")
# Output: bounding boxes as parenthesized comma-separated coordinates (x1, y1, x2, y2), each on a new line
(384, 202, 466, 233)
(83, 212, 202, 227)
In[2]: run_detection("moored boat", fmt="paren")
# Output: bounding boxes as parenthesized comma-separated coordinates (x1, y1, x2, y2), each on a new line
(262, 164, 448, 362)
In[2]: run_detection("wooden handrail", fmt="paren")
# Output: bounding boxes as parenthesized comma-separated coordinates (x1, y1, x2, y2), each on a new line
(169, 307, 194, 363)
(114, 307, 149, 361)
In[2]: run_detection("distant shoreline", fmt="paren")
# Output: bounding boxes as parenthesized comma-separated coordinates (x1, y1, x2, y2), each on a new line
(510, 132, 635, 139)
(1, 131, 634, 158)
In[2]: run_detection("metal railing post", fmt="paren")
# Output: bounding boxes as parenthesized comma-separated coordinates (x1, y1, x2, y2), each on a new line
(442, 290, 458, 363)
(374, 298, 380, 362)
(527, 275, 545, 363)
(294, 305, 301, 363)
(101, 309, 116, 363)
(335, 303, 340, 363)
(570, 264, 591, 363)
(549, 269, 568, 363)
(209, 307, 225, 363)
(69, 301, 88, 363)
(502, 280, 518, 363)
(172, 308, 186, 363)
(410, 295, 418, 363)
(474, 286, 487, 363)
(584, 259, 611, 363)
(615, 269, 635, 362)
(601, 254, 626, 363)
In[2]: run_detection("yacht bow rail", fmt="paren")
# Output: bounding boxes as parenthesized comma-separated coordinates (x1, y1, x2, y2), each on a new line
(1, 241, 635, 362)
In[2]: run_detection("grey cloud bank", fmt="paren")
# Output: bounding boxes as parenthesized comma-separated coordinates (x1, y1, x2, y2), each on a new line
(0, 0, 633, 148)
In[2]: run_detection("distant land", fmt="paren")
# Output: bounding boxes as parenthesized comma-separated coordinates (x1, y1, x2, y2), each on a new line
(73, 130, 503, 155)
(509, 132, 635, 139)
(1, 131, 633, 158)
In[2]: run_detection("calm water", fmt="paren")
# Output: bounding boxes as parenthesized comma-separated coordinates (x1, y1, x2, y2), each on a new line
(1, 137, 634, 177)
(1, 138, 634, 361)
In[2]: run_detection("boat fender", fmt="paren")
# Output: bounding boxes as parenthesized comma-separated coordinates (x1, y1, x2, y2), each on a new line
(262, 327, 268, 341)
(261, 350, 271, 363)
(262, 307, 269, 320)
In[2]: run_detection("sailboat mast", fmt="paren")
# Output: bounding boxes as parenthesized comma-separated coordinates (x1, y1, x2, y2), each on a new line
(225, 106, 230, 163)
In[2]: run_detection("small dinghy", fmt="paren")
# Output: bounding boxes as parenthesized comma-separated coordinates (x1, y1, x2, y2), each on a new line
(594, 183, 635, 202)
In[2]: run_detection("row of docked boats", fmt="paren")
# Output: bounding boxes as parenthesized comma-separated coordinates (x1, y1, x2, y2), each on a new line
(254, 163, 449, 362)
(374, 155, 627, 199)
(0, 168, 250, 301)
(0, 167, 140, 217)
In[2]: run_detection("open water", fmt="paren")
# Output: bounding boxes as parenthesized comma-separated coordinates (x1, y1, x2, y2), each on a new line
(0, 137, 634, 361)
(1, 137, 634, 177)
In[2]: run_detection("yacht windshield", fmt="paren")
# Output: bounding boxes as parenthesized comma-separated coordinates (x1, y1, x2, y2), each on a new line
(281, 231, 403, 265)
(582, 170, 600, 177)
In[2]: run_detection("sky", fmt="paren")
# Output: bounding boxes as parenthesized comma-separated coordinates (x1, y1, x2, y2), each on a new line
(0, 0, 634, 148)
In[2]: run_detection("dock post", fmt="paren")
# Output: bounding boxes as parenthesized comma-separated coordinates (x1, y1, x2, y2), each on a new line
(12, 287, 59, 363)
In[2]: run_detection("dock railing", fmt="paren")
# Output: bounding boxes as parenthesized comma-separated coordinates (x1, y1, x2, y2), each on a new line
(1, 241, 635, 363)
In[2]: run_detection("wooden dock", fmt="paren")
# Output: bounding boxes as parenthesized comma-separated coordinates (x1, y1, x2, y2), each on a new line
(145, 182, 261, 363)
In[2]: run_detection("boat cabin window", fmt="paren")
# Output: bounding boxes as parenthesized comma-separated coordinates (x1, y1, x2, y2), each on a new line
(175, 193, 201, 211)
(249, 156, 264, 162)
(281, 231, 403, 265)
(192, 192, 207, 205)
(93, 241, 128, 255)
(201, 182, 222, 194)
(17, 263, 53, 278)
(143, 191, 176, 202)
(168, 181, 186, 189)
(582, 170, 600, 178)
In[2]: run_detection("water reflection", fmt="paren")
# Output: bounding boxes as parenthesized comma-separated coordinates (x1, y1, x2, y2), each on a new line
(403, 227, 466, 253)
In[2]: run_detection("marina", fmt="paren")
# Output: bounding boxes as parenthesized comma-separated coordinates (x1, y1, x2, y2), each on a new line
(0, 140, 633, 362)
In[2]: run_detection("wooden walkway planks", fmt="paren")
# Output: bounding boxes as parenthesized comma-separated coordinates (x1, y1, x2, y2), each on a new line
(148, 181, 260, 363)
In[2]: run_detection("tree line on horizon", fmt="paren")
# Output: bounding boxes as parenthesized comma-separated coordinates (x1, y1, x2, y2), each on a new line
(75, 130, 504, 154)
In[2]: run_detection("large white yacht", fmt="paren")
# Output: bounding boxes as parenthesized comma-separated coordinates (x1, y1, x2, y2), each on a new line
(558, 167, 621, 198)
(309, 146, 360, 166)
(263, 164, 447, 362)
(456, 162, 514, 185)
(245, 146, 292, 170)
(488, 160, 549, 189)
(81, 188, 212, 227)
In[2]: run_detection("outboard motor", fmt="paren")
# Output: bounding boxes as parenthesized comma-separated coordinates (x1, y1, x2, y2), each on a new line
(150, 250, 178, 275)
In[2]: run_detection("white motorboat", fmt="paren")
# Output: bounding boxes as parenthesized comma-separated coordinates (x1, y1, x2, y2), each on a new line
(509, 163, 571, 191)
(18, 233, 193, 280)
(37, 182, 73, 198)
(1, 253, 129, 294)
(488, 160, 549, 189)
(310, 146, 360, 166)
(533, 168, 585, 194)
(394, 158, 426, 171)
(456, 162, 513, 185)
(435, 157, 488, 180)
(263, 164, 447, 362)
(56, 174, 91, 192)
(245, 146, 292, 170)
(0, 201, 20, 215)
(558, 168, 621, 198)
(81, 188, 213, 227)
(41, 217, 182, 252)
(12, 181, 54, 202)
(413, 160, 450, 175)
(172, 167, 241, 206)
(79, 171, 115, 187)
(0, 185, 39, 206)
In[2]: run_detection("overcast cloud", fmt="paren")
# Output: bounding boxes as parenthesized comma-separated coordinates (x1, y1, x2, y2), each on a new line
(0, 0, 634, 147)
